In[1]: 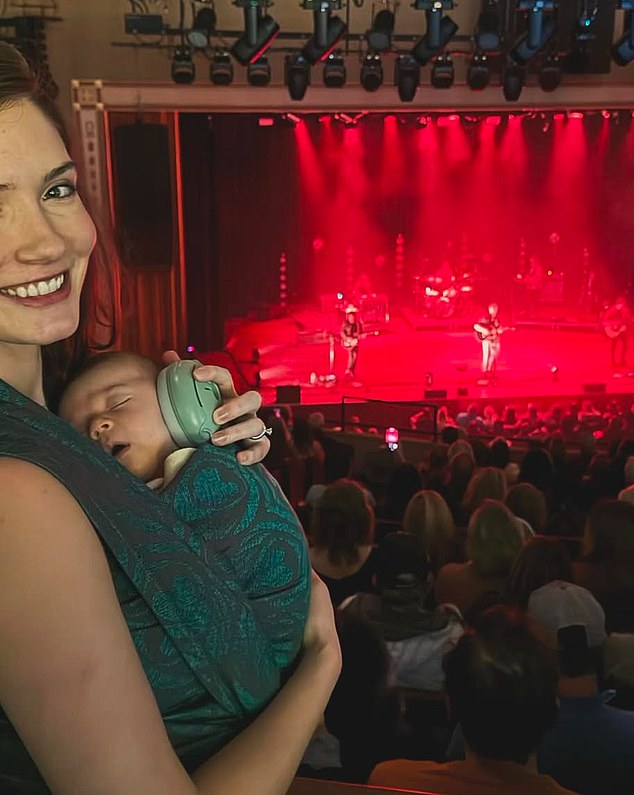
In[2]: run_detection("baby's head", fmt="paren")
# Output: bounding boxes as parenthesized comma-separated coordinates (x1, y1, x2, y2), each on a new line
(59, 352, 177, 482)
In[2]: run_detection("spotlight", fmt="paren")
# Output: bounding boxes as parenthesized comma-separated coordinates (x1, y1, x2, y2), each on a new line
(475, 1, 501, 52)
(186, 6, 216, 49)
(360, 53, 383, 92)
(171, 46, 195, 84)
(210, 51, 234, 85)
(539, 55, 562, 91)
(247, 56, 271, 87)
(231, 1, 280, 66)
(431, 54, 454, 89)
(503, 62, 524, 101)
(323, 52, 346, 87)
(394, 54, 420, 102)
(366, 8, 395, 52)
(301, 1, 347, 65)
(412, 6, 459, 66)
(613, 7, 634, 66)
(285, 53, 311, 100)
(512, 1, 556, 64)
(467, 52, 490, 90)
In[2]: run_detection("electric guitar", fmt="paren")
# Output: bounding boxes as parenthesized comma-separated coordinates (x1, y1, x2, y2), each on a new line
(340, 330, 380, 349)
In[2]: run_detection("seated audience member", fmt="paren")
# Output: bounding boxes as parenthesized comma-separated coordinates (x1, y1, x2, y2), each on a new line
(434, 500, 525, 620)
(618, 483, 634, 504)
(370, 607, 575, 794)
(379, 463, 422, 523)
(455, 403, 481, 429)
(528, 581, 634, 795)
(341, 532, 464, 693)
(443, 451, 475, 523)
(403, 489, 459, 574)
(310, 479, 379, 606)
(289, 415, 326, 506)
(421, 443, 450, 493)
(504, 537, 573, 609)
(488, 436, 511, 470)
(519, 447, 556, 504)
(460, 466, 508, 523)
(575, 499, 634, 631)
(448, 582, 634, 795)
(506, 482, 549, 534)
(356, 441, 405, 507)
(300, 610, 398, 784)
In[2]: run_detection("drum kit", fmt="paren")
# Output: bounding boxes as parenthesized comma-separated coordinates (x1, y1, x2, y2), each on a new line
(413, 272, 475, 318)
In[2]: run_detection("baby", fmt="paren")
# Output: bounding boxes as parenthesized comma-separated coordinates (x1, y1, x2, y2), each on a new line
(59, 351, 311, 672)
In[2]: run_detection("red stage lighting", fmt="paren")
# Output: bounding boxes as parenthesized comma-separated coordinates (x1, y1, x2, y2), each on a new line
(258, 117, 275, 127)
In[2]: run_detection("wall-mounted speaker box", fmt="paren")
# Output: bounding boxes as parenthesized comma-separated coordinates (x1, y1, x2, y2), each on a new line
(424, 389, 448, 400)
(276, 385, 301, 404)
(583, 383, 606, 394)
(111, 123, 174, 271)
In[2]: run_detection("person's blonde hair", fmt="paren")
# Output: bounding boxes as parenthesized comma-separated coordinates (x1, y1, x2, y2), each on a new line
(462, 466, 507, 519)
(467, 499, 525, 578)
(403, 489, 457, 573)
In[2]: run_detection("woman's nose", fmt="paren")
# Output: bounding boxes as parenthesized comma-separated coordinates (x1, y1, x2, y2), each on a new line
(14, 203, 66, 265)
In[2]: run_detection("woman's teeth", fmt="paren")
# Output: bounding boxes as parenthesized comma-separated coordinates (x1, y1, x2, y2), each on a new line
(0, 273, 65, 298)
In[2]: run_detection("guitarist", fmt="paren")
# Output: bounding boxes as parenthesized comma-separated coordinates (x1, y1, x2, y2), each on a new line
(473, 302, 504, 377)
(602, 296, 630, 369)
(341, 304, 363, 379)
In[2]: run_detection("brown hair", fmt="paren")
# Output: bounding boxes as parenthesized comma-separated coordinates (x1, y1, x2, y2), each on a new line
(504, 537, 572, 609)
(467, 499, 525, 578)
(403, 489, 457, 573)
(311, 479, 375, 567)
(0, 42, 118, 409)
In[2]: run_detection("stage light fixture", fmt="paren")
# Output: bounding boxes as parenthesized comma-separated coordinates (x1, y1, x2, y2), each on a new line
(394, 54, 420, 102)
(431, 54, 454, 89)
(230, 1, 280, 66)
(285, 53, 311, 100)
(467, 52, 490, 90)
(247, 56, 271, 86)
(210, 51, 234, 85)
(301, 1, 347, 65)
(366, 8, 395, 52)
(475, 1, 502, 51)
(502, 62, 524, 101)
(172, 45, 195, 83)
(613, 5, 634, 66)
(412, 2, 459, 66)
(186, 6, 216, 49)
(512, 1, 556, 64)
(360, 53, 383, 92)
(538, 55, 562, 91)
(323, 52, 346, 87)
(576, 2, 599, 40)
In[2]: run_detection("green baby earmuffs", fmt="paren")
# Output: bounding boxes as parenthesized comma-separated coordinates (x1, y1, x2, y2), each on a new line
(157, 359, 222, 447)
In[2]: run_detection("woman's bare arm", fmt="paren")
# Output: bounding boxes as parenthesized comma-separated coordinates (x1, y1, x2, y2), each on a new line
(0, 460, 339, 795)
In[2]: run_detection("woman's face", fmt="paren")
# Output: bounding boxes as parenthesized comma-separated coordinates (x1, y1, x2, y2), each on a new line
(0, 100, 96, 347)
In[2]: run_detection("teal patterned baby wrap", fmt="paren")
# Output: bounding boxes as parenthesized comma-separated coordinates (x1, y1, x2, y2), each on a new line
(0, 379, 310, 794)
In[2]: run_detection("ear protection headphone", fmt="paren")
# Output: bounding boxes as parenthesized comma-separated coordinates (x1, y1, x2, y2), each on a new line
(156, 359, 222, 447)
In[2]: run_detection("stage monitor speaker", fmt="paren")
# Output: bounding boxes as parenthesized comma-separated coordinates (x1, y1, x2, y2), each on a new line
(425, 389, 448, 400)
(111, 123, 174, 271)
(276, 385, 301, 404)
(457, 387, 469, 397)
(583, 383, 606, 394)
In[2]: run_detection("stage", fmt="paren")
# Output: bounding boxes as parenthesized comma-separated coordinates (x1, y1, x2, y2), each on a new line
(214, 306, 634, 411)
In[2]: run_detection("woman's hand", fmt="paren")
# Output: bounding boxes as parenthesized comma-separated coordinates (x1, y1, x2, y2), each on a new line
(162, 350, 269, 465)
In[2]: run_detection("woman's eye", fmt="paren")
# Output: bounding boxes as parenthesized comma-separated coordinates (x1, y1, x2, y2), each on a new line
(43, 182, 77, 201)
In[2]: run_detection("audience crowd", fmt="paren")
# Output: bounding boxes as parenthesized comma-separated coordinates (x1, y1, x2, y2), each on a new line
(261, 399, 634, 794)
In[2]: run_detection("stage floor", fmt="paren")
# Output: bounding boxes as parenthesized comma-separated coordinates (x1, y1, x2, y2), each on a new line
(222, 308, 634, 408)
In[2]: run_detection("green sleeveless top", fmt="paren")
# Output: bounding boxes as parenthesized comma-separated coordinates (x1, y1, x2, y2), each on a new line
(0, 379, 310, 793)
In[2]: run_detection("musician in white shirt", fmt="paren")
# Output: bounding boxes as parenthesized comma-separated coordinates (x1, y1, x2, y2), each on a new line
(602, 296, 630, 369)
(473, 303, 503, 376)
(341, 305, 362, 379)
